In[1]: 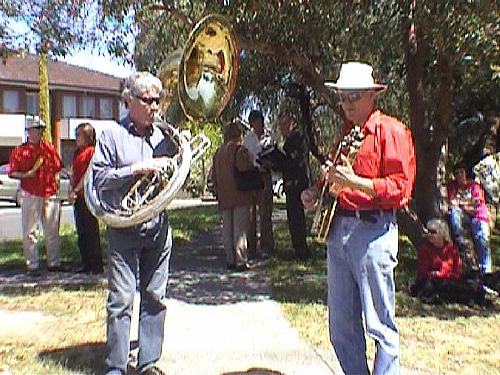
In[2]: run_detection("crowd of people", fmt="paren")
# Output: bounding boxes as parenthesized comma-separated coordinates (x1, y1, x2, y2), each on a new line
(4, 61, 497, 375)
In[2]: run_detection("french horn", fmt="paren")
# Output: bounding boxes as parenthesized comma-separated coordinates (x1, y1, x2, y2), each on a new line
(84, 14, 238, 228)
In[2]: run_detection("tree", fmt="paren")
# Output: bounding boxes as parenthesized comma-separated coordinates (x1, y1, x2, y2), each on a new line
(69, 1, 500, 243)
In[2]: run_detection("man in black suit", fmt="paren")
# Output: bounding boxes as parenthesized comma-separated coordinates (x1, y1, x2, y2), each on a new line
(276, 113, 310, 260)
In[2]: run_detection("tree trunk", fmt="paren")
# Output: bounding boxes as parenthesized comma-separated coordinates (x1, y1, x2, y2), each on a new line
(402, 4, 455, 245)
(402, 7, 430, 242)
(39, 53, 51, 143)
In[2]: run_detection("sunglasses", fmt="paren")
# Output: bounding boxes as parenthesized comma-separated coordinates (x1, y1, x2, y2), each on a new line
(338, 92, 365, 103)
(136, 96, 161, 106)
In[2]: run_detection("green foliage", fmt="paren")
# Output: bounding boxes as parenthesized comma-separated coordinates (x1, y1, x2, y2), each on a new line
(1, 0, 498, 234)
(0, 0, 97, 56)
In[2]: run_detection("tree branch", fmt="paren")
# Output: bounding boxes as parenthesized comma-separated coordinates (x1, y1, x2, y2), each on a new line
(239, 38, 337, 110)
(146, 1, 194, 28)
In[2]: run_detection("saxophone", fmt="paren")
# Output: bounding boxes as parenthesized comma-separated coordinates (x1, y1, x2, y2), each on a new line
(310, 125, 366, 242)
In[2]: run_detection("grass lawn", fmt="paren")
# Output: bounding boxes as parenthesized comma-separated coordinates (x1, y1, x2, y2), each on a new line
(0, 203, 498, 374)
(0, 205, 221, 374)
(269, 201, 500, 374)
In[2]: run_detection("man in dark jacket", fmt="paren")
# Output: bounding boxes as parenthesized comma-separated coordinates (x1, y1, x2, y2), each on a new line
(276, 113, 310, 260)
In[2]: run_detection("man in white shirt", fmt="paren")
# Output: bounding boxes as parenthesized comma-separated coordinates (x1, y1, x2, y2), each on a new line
(243, 110, 275, 258)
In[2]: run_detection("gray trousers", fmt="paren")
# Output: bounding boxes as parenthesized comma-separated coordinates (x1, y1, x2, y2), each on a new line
(222, 205, 250, 266)
(105, 225, 172, 373)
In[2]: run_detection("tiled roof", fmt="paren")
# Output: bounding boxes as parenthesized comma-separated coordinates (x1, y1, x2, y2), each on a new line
(0, 54, 122, 93)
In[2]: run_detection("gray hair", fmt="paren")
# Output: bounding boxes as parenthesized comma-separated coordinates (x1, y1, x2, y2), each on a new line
(121, 72, 162, 102)
(426, 218, 452, 243)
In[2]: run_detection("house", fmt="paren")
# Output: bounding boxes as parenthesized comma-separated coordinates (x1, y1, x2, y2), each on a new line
(0, 54, 123, 167)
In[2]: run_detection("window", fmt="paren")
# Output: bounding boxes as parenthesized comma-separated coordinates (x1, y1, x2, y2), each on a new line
(3, 90, 20, 113)
(99, 97, 114, 119)
(26, 92, 39, 115)
(80, 96, 96, 117)
(62, 95, 77, 117)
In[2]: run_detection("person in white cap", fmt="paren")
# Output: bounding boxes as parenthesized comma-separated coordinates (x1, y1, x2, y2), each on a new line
(302, 61, 416, 374)
(8, 116, 63, 275)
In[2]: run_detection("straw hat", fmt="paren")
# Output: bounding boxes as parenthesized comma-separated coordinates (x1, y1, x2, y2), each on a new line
(325, 62, 387, 92)
(25, 116, 46, 130)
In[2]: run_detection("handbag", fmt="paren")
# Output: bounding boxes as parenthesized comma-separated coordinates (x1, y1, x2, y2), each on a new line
(234, 146, 264, 191)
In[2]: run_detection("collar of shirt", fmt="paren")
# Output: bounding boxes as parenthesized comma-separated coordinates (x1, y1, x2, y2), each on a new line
(122, 116, 154, 138)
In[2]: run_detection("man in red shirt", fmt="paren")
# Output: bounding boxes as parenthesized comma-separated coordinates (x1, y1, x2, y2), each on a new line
(8, 116, 63, 275)
(302, 62, 416, 375)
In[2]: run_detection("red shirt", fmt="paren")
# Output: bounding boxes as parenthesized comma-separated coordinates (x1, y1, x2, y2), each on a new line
(72, 146, 94, 198)
(8, 140, 62, 198)
(338, 110, 416, 210)
(416, 241, 462, 280)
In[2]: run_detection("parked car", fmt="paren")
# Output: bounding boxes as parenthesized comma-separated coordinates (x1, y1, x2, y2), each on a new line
(0, 164, 71, 206)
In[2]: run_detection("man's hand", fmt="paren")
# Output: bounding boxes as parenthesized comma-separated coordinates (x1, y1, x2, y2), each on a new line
(68, 189, 77, 204)
(10, 169, 36, 179)
(328, 154, 375, 196)
(130, 159, 165, 175)
(301, 186, 319, 212)
(328, 154, 354, 186)
(130, 159, 162, 175)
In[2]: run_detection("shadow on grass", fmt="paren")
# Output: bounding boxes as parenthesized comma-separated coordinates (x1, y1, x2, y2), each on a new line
(39, 342, 107, 375)
(168, 223, 273, 305)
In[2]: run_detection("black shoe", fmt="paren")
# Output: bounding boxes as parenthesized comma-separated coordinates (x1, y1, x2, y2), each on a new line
(235, 263, 253, 272)
(27, 269, 42, 277)
(141, 365, 166, 375)
(75, 267, 91, 274)
(296, 253, 311, 261)
(226, 263, 237, 271)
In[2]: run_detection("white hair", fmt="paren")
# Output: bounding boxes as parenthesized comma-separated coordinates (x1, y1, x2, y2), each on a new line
(121, 72, 162, 102)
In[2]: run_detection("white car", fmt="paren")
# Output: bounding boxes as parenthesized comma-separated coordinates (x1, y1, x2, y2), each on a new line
(0, 164, 71, 206)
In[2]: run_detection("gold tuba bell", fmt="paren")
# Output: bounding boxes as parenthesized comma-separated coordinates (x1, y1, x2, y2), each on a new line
(84, 14, 239, 228)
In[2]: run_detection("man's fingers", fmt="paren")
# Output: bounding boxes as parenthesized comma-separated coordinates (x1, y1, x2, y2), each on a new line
(340, 154, 353, 172)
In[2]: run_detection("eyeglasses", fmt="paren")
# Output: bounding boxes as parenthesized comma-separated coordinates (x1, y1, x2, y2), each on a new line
(339, 92, 364, 103)
(427, 229, 438, 235)
(136, 96, 161, 106)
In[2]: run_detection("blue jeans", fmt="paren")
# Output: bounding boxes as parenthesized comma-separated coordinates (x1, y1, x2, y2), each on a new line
(449, 208, 491, 273)
(105, 224, 172, 373)
(327, 211, 399, 375)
